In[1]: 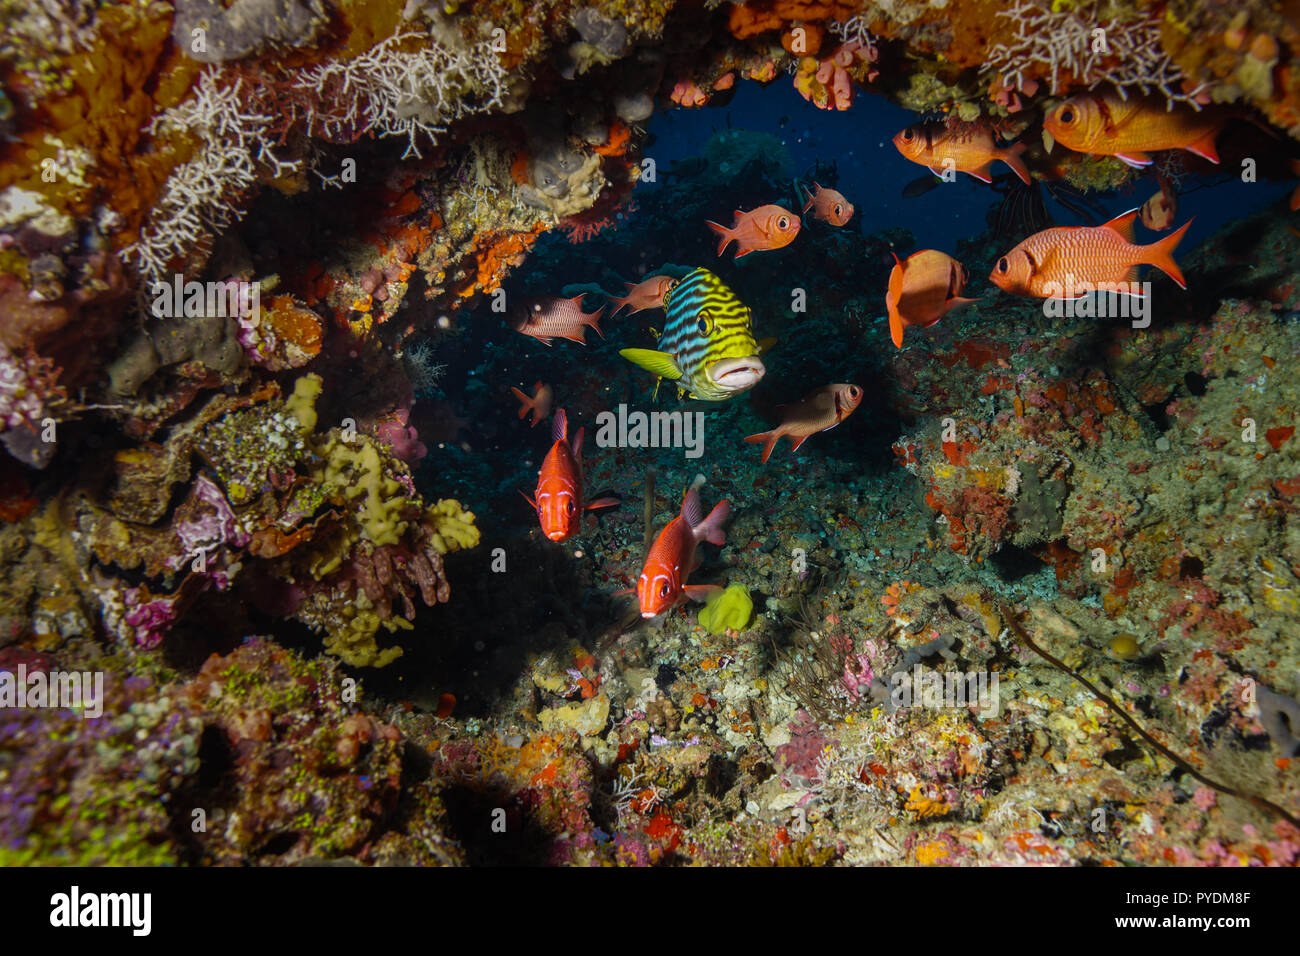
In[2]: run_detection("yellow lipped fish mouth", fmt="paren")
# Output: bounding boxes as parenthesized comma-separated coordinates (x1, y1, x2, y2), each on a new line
(709, 356, 766, 392)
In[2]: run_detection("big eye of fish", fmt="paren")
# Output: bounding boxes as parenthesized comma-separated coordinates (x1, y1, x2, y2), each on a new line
(902, 128, 914, 141)
(833, 204, 843, 217)
(996, 257, 1009, 273)
(849, 386, 861, 399)
(777, 216, 790, 230)
(697, 312, 714, 336)
(659, 582, 670, 598)
(566, 499, 576, 516)
(1058, 107, 1075, 125)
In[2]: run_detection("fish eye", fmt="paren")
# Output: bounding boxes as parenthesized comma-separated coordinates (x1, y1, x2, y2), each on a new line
(834, 204, 843, 216)
(1059, 107, 1074, 124)
(697, 312, 713, 336)
(850, 386, 861, 398)
(566, 498, 576, 515)
(659, 582, 670, 598)
(902, 128, 914, 140)
(778, 216, 790, 229)
(996, 257, 1009, 273)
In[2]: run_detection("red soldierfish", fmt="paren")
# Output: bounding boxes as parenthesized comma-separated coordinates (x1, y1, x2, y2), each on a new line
(990, 209, 1191, 297)
(892, 122, 1030, 184)
(707, 205, 801, 258)
(635, 482, 730, 618)
(524, 408, 617, 542)
(607, 275, 676, 317)
(510, 381, 553, 427)
(801, 183, 854, 226)
(513, 295, 604, 346)
(885, 250, 978, 348)
(744, 384, 863, 463)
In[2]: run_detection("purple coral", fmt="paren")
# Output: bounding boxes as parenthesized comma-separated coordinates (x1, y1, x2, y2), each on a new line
(374, 407, 427, 462)
(122, 588, 177, 650)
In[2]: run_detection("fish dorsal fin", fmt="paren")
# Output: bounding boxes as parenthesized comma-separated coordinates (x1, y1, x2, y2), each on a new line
(1102, 208, 1139, 242)
(681, 485, 703, 528)
(572, 426, 584, 459)
(552, 407, 568, 443)
(619, 348, 683, 380)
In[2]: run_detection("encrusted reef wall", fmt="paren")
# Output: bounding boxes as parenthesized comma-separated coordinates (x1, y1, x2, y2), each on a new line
(1, 1, 1300, 866)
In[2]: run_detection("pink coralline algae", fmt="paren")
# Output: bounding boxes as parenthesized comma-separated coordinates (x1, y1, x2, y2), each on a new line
(0, 342, 68, 469)
(168, 474, 251, 571)
(374, 407, 428, 462)
(122, 589, 177, 650)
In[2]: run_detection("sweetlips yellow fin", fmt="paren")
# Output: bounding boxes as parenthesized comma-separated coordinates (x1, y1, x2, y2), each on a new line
(619, 348, 682, 380)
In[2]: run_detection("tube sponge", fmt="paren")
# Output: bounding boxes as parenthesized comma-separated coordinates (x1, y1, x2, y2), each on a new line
(698, 584, 754, 634)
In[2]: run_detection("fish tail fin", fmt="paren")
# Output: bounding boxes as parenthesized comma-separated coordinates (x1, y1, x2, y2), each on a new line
(1142, 218, 1192, 289)
(1000, 141, 1031, 184)
(744, 430, 781, 464)
(706, 219, 733, 257)
(585, 306, 605, 339)
(510, 386, 532, 419)
(697, 499, 730, 546)
(801, 184, 815, 214)
(1184, 127, 1221, 164)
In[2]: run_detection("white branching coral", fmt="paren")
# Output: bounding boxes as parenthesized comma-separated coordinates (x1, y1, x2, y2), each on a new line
(125, 24, 506, 288)
(296, 28, 507, 159)
(982, 0, 1204, 108)
(123, 71, 300, 287)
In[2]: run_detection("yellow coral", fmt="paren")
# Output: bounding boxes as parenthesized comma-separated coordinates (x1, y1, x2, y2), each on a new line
(323, 605, 409, 668)
(425, 499, 479, 553)
(284, 373, 322, 435)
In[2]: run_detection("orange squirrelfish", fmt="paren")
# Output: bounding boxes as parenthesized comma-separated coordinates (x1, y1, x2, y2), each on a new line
(706, 205, 801, 258)
(524, 408, 617, 542)
(513, 295, 604, 346)
(510, 381, 553, 427)
(607, 274, 676, 317)
(634, 480, 730, 618)
(1043, 92, 1227, 169)
(892, 122, 1030, 184)
(885, 250, 978, 348)
(744, 384, 863, 463)
(990, 209, 1191, 297)
(801, 183, 854, 226)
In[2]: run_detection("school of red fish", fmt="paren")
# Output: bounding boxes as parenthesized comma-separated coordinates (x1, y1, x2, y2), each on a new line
(508, 98, 1300, 621)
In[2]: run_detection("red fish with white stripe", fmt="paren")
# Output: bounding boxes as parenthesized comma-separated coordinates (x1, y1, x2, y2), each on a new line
(635, 480, 730, 618)
(523, 409, 617, 542)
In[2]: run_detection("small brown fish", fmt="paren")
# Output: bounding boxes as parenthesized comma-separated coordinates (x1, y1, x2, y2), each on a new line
(706, 205, 801, 258)
(892, 122, 1030, 184)
(885, 250, 978, 348)
(607, 275, 676, 317)
(1043, 92, 1227, 168)
(513, 295, 604, 346)
(745, 384, 863, 463)
(1140, 178, 1178, 231)
(801, 183, 854, 226)
(510, 381, 553, 427)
